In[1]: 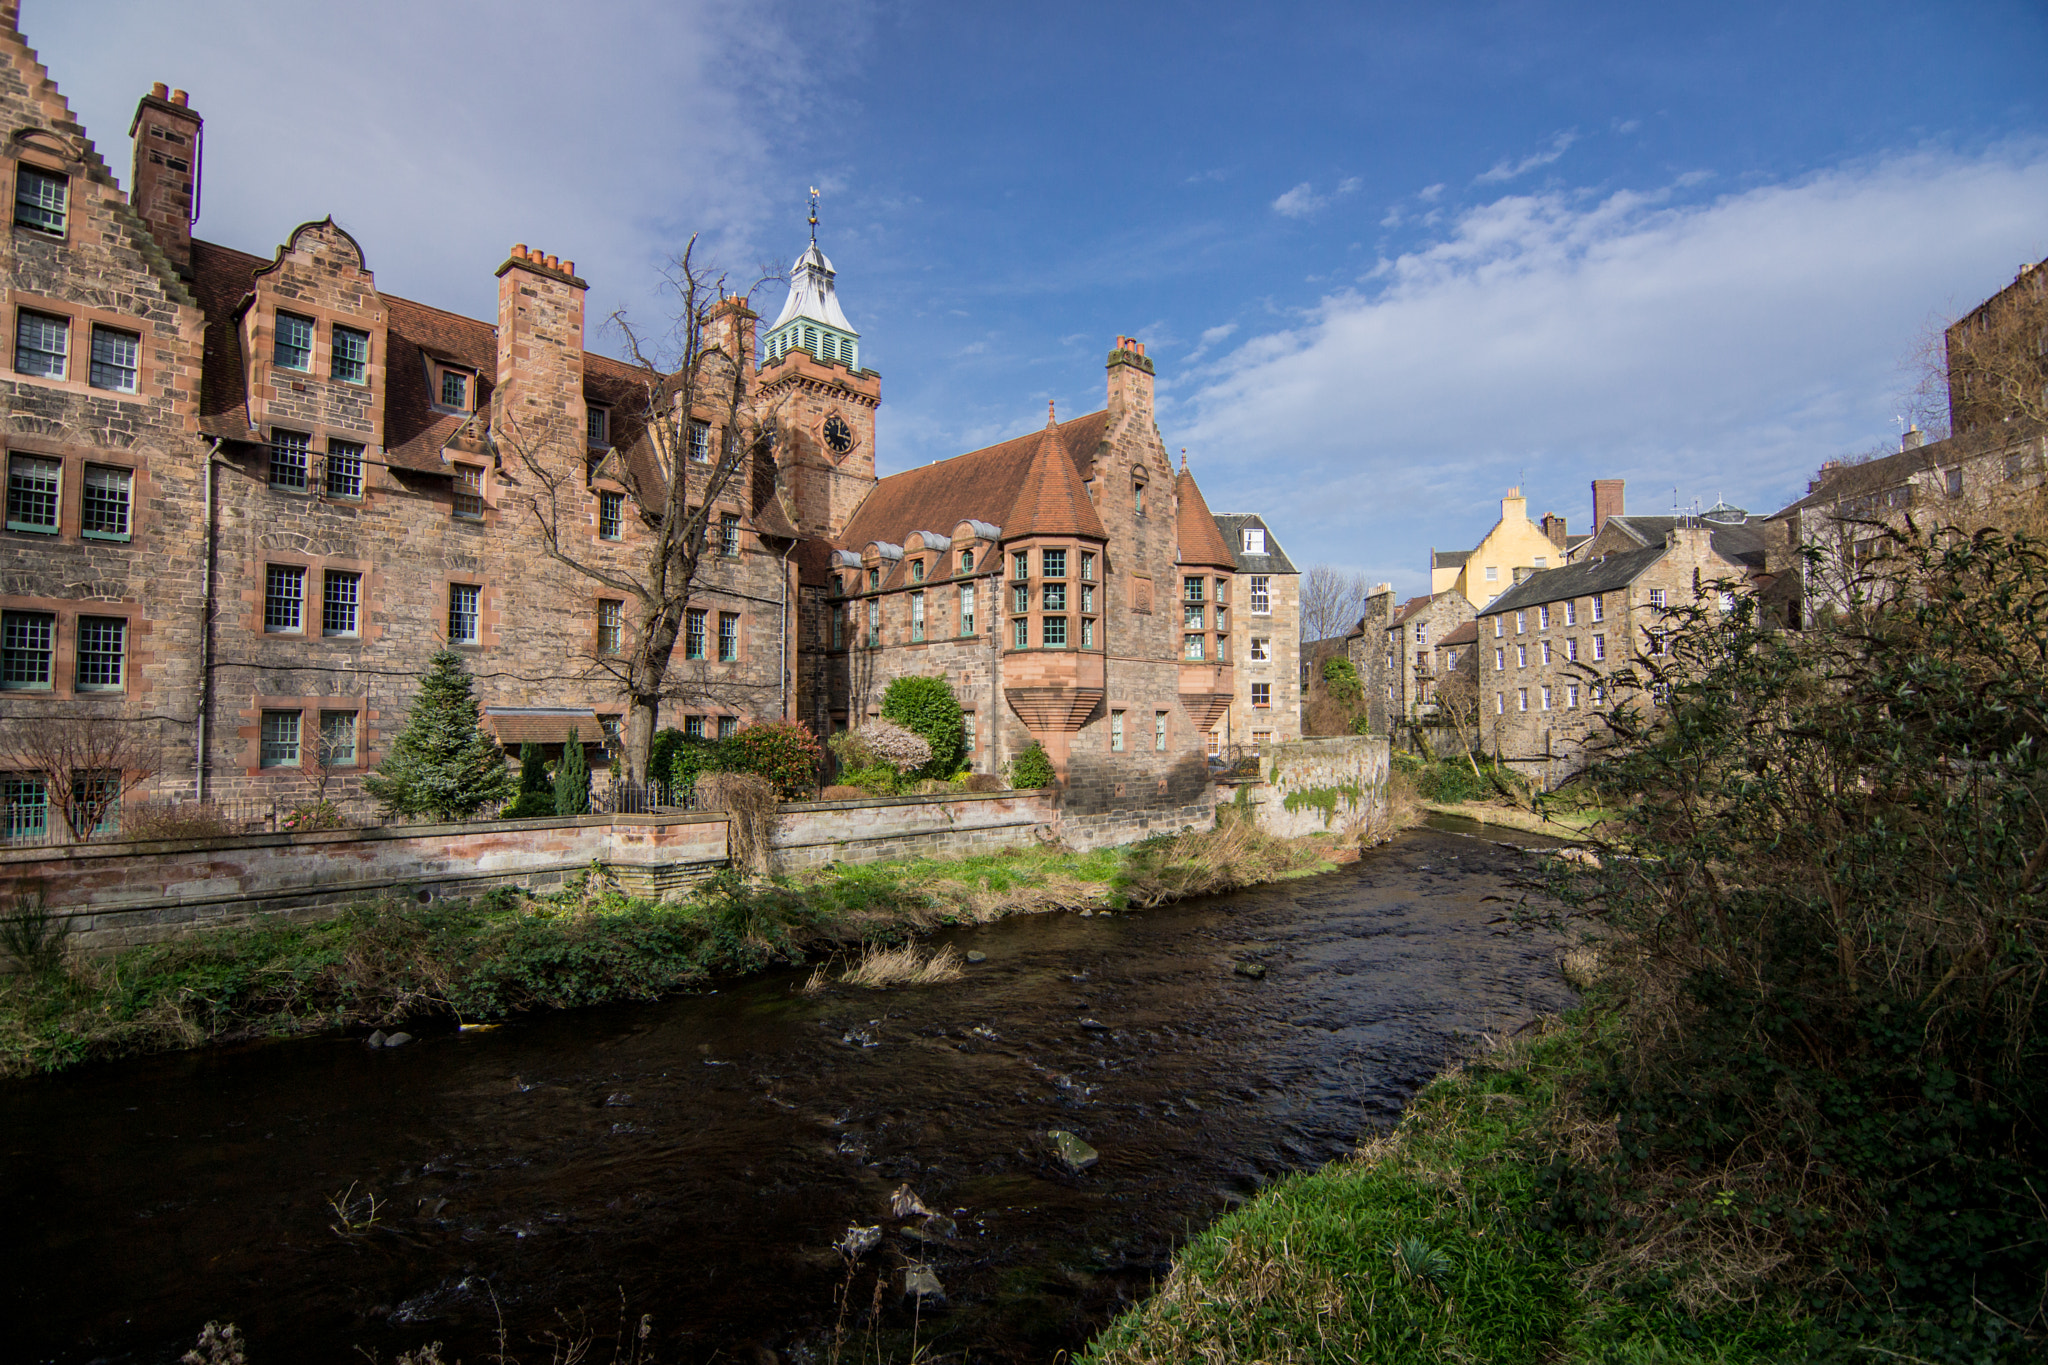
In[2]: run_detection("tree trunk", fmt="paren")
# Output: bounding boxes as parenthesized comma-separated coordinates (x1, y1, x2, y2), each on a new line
(624, 693, 659, 785)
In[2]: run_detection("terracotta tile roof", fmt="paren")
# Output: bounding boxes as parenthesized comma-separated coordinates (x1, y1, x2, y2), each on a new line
(1390, 594, 1433, 626)
(1003, 421, 1107, 540)
(840, 409, 1109, 551)
(1174, 467, 1236, 569)
(482, 707, 604, 746)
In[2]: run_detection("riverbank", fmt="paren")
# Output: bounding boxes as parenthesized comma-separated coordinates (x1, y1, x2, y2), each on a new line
(1082, 1009, 1812, 1365)
(0, 819, 1345, 1079)
(1422, 798, 1607, 839)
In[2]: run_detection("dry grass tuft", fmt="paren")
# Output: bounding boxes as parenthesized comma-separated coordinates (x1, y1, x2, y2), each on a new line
(839, 942, 964, 989)
(1117, 820, 1334, 908)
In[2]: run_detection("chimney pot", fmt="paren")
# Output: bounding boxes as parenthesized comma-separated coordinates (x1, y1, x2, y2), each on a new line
(151, 82, 168, 99)
(170, 89, 188, 106)
(561, 260, 573, 275)
(546, 254, 559, 269)
(512, 243, 527, 259)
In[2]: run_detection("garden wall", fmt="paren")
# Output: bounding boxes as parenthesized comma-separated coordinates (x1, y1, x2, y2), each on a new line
(1231, 736, 1391, 839)
(1, 813, 729, 954)
(769, 790, 1060, 872)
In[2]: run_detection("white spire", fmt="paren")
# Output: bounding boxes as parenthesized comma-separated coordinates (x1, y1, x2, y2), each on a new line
(770, 241, 857, 334)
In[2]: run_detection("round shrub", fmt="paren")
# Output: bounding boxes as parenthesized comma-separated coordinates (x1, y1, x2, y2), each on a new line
(726, 720, 823, 800)
(1009, 741, 1055, 789)
(880, 676, 966, 779)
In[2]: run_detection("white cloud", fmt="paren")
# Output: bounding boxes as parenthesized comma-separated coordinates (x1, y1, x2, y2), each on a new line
(1184, 321, 1238, 363)
(1474, 131, 1578, 184)
(1179, 145, 2048, 593)
(1272, 182, 1324, 217)
(1417, 183, 1446, 203)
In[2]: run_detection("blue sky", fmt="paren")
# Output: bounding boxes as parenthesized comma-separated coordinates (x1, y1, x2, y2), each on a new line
(34, 1, 2048, 596)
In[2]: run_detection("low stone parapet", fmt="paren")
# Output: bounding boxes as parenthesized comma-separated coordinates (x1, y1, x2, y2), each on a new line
(771, 790, 1059, 872)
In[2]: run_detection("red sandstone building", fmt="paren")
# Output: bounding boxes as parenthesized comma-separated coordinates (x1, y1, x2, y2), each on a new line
(0, 12, 1270, 834)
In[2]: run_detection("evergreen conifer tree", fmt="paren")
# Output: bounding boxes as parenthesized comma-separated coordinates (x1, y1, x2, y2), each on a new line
(362, 648, 516, 821)
(554, 725, 591, 816)
(501, 741, 556, 819)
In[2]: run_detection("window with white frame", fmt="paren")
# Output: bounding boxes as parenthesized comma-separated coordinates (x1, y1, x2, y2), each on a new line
(1495, 691, 1504, 714)
(1564, 600, 1577, 626)
(1242, 527, 1265, 554)
(720, 512, 740, 556)
(332, 326, 368, 384)
(910, 591, 925, 642)
(453, 465, 485, 520)
(1538, 605, 1550, 628)
(322, 571, 359, 636)
(1250, 637, 1270, 662)
(1485, 565, 1499, 582)
(1, 610, 53, 689)
(960, 583, 975, 636)
(274, 313, 314, 371)
(689, 421, 710, 462)
(1593, 633, 1606, 660)
(1592, 595, 1604, 622)
(1516, 644, 1527, 667)
(1493, 617, 1503, 637)
(1495, 647, 1504, 671)
(719, 611, 740, 661)
(265, 564, 305, 632)
(684, 608, 707, 659)
(15, 309, 67, 378)
(1250, 575, 1270, 613)
(599, 490, 623, 540)
(82, 464, 131, 539)
(7, 454, 59, 533)
(1155, 711, 1168, 751)
(1111, 709, 1124, 751)
(260, 710, 301, 768)
(1541, 640, 1552, 664)
(1414, 622, 1427, 645)
(270, 430, 310, 490)
(963, 711, 977, 755)
(1541, 685, 1552, 710)
(1252, 681, 1270, 707)
(15, 166, 67, 234)
(1648, 588, 1667, 608)
(326, 441, 363, 499)
(1517, 688, 1528, 711)
(1566, 637, 1578, 662)
(74, 617, 124, 691)
(89, 325, 139, 392)
(1567, 683, 1580, 708)
(320, 710, 358, 766)
(448, 583, 480, 644)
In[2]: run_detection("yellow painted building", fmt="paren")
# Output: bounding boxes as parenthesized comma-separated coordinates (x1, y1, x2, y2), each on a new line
(1437, 490, 1569, 609)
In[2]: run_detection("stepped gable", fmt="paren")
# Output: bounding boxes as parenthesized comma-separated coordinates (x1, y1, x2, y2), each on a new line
(839, 408, 1109, 550)
(1003, 416, 1107, 540)
(1174, 465, 1237, 568)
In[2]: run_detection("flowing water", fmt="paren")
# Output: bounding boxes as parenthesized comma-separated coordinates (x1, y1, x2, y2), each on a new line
(3, 822, 1572, 1364)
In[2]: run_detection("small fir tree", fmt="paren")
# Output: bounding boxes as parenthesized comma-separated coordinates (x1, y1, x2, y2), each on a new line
(502, 741, 555, 818)
(363, 648, 516, 821)
(554, 725, 591, 816)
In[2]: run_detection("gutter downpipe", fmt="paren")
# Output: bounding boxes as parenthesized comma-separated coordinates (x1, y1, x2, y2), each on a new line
(779, 540, 796, 720)
(195, 438, 225, 801)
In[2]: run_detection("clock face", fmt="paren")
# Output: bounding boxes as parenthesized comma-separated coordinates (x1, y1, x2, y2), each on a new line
(822, 414, 855, 457)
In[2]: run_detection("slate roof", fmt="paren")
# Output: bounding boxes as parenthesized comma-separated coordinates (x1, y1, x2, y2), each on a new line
(840, 410, 1109, 553)
(1431, 547, 1472, 569)
(1175, 466, 1237, 569)
(1437, 621, 1479, 647)
(1212, 513, 1300, 575)
(1597, 514, 1769, 571)
(1477, 544, 1667, 617)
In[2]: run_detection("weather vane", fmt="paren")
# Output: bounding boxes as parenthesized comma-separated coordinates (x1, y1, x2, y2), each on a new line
(808, 186, 819, 242)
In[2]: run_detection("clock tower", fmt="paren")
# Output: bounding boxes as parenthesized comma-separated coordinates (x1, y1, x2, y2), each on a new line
(757, 203, 878, 541)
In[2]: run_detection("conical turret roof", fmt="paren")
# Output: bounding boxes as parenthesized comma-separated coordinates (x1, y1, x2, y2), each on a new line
(1003, 413, 1106, 541)
(1175, 463, 1237, 568)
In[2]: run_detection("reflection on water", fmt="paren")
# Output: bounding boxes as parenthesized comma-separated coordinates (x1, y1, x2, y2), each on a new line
(1, 827, 1571, 1364)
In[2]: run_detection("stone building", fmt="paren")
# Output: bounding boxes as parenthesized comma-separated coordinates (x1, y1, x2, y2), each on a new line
(1474, 523, 1755, 788)
(1212, 512, 1299, 754)
(1354, 588, 1474, 730)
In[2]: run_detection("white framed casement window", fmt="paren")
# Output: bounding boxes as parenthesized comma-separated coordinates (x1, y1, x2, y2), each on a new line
(1493, 617, 1503, 638)
(1250, 637, 1270, 662)
(274, 312, 314, 371)
(322, 570, 360, 636)
(1566, 637, 1578, 662)
(448, 583, 480, 644)
(325, 441, 364, 499)
(1154, 711, 1168, 751)
(1593, 633, 1606, 661)
(1592, 595, 1605, 622)
(1516, 644, 1527, 667)
(1514, 611, 1525, 633)
(14, 165, 67, 234)
(82, 464, 131, 540)
(89, 325, 139, 392)
(264, 564, 305, 632)
(1242, 527, 1265, 554)
(1564, 600, 1577, 626)
(332, 326, 369, 384)
(599, 490, 623, 540)
(6, 454, 60, 533)
(320, 710, 358, 766)
(1414, 622, 1427, 645)
(1517, 688, 1528, 712)
(1251, 682, 1270, 707)
(1495, 647, 1504, 671)
(15, 309, 67, 378)
(1648, 588, 1667, 608)
(1249, 575, 1270, 613)
(684, 607, 707, 659)
(1541, 685, 1552, 710)
(597, 598, 623, 654)
(1485, 565, 1499, 582)
(74, 617, 125, 691)
(270, 430, 310, 490)
(959, 583, 975, 636)
(689, 421, 710, 462)
(1538, 605, 1550, 629)
(1541, 641, 1552, 664)
(260, 710, 302, 768)
(1567, 684, 1580, 709)
(1111, 709, 1125, 752)
(910, 591, 925, 642)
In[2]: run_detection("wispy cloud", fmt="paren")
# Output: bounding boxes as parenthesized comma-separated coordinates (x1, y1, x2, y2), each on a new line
(1474, 131, 1578, 184)
(1273, 177, 1361, 218)
(1182, 145, 2048, 590)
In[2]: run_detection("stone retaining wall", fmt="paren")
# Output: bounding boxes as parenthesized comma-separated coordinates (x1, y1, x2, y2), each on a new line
(769, 790, 1059, 872)
(1233, 735, 1391, 839)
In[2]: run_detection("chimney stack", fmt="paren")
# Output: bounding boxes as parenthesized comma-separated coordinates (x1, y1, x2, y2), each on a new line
(1901, 425, 1924, 451)
(128, 82, 203, 279)
(702, 294, 759, 381)
(1541, 513, 1568, 550)
(494, 243, 588, 464)
(1106, 334, 1156, 431)
(1591, 478, 1624, 532)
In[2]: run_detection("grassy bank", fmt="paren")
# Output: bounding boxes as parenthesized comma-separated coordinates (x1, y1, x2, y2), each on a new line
(0, 820, 1344, 1079)
(1083, 1011, 1821, 1365)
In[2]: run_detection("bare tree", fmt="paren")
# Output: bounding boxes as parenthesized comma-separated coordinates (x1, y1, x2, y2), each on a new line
(3, 716, 162, 839)
(1908, 261, 2048, 440)
(1432, 646, 1485, 778)
(1300, 564, 1369, 642)
(498, 237, 785, 783)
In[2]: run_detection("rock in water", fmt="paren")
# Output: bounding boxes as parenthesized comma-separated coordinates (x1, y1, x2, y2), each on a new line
(920, 1213, 958, 1239)
(902, 1264, 946, 1305)
(384, 1031, 413, 1047)
(1048, 1129, 1099, 1172)
(1234, 961, 1268, 979)
(836, 1224, 881, 1259)
(366, 1030, 387, 1048)
(890, 1183, 934, 1219)
(965, 950, 987, 964)
(1078, 1018, 1109, 1032)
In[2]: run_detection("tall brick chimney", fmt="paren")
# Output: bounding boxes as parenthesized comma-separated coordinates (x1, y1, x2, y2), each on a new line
(494, 245, 588, 462)
(1591, 478, 1624, 532)
(128, 82, 202, 279)
(702, 295, 757, 382)
(1541, 512, 1568, 550)
(1106, 335, 1155, 432)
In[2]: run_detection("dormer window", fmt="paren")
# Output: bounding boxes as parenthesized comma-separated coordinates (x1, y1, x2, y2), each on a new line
(868, 568, 880, 591)
(911, 559, 925, 583)
(959, 549, 974, 574)
(14, 166, 65, 235)
(440, 368, 470, 410)
(1242, 527, 1265, 554)
(588, 406, 609, 446)
(274, 313, 314, 371)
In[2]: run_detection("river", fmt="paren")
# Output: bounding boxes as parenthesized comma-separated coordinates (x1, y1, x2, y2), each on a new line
(2, 821, 1571, 1364)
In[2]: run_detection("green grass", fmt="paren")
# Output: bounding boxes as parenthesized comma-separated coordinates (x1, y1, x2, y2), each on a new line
(1082, 1014, 1816, 1365)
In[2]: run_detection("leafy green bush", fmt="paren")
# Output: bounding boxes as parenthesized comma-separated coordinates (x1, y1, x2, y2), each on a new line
(1322, 656, 1364, 703)
(840, 764, 902, 796)
(725, 720, 822, 799)
(880, 675, 966, 779)
(662, 733, 735, 801)
(553, 726, 591, 816)
(500, 792, 556, 819)
(1009, 741, 1055, 789)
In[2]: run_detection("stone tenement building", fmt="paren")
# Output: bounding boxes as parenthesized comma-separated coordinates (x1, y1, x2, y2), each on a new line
(1212, 513, 1300, 754)
(0, 13, 1278, 834)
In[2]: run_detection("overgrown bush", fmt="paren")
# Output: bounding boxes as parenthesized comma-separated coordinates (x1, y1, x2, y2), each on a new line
(0, 888, 69, 977)
(880, 676, 965, 779)
(696, 771, 780, 874)
(829, 719, 930, 787)
(726, 720, 822, 800)
(963, 772, 1004, 793)
(1009, 741, 1055, 789)
(281, 801, 347, 832)
(664, 733, 733, 802)
(1533, 523, 2048, 1357)
(120, 799, 236, 841)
